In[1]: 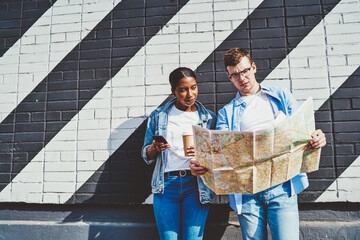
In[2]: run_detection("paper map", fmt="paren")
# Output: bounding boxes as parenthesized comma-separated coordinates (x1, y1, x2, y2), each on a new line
(193, 97, 321, 195)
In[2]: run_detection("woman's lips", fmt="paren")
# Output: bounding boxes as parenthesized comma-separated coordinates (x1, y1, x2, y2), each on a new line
(185, 98, 195, 104)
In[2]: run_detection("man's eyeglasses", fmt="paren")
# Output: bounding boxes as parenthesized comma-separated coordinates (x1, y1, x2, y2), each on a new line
(228, 67, 252, 80)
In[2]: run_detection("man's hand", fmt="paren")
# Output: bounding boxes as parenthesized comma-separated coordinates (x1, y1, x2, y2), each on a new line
(309, 129, 326, 149)
(190, 158, 208, 176)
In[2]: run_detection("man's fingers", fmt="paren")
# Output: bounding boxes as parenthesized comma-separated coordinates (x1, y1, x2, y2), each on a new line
(190, 159, 201, 166)
(190, 158, 208, 176)
(311, 130, 325, 139)
(311, 137, 326, 148)
(309, 129, 326, 149)
(190, 168, 208, 176)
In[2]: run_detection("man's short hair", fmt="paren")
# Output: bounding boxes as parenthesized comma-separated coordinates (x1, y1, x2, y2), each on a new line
(223, 47, 252, 70)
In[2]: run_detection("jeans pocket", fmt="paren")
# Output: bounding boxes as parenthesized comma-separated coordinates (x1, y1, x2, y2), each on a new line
(163, 174, 177, 188)
(280, 180, 292, 197)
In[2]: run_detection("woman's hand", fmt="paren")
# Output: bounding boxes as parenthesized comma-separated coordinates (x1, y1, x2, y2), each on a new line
(146, 140, 170, 159)
(309, 129, 326, 149)
(190, 158, 208, 176)
(152, 140, 170, 152)
(185, 145, 195, 157)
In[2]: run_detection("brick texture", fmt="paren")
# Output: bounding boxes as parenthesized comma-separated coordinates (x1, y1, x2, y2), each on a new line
(0, 0, 359, 206)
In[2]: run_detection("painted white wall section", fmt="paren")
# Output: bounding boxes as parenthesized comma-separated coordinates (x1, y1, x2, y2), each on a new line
(265, 0, 360, 110)
(0, 0, 264, 203)
(0, 0, 359, 204)
(0, 0, 122, 122)
(316, 156, 360, 202)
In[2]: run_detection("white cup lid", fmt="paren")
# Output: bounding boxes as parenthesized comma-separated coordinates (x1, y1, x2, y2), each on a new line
(182, 131, 193, 136)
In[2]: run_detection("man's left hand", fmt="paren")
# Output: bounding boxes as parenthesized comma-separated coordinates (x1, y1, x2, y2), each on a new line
(309, 129, 326, 149)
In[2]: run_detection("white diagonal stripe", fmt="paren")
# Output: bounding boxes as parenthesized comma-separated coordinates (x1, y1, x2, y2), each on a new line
(146, 0, 360, 204)
(315, 156, 360, 202)
(264, 0, 360, 110)
(258, 0, 360, 202)
(0, 0, 122, 122)
(0, 0, 264, 203)
(1, 0, 359, 204)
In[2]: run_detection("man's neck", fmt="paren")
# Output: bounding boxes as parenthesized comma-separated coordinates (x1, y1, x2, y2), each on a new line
(240, 83, 261, 97)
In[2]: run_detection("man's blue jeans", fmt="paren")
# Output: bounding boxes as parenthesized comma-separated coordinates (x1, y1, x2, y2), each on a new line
(238, 181, 299, 240)
(153, 173, 209, 240)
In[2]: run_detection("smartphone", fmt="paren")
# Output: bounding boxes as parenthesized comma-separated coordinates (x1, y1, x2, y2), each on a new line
(152, 135, 168, 143)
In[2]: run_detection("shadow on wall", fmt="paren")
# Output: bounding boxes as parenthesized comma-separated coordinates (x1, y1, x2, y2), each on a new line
(62, 96, 231, 239)
(61, 117, 157, 239)
(70, 117, 153, 204)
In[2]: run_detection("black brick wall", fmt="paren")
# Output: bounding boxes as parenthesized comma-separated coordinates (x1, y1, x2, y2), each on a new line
(0, 0, 358, 205)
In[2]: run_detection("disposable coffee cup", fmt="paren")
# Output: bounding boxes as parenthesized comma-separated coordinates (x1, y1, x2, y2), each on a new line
(182, 132, 194, 156)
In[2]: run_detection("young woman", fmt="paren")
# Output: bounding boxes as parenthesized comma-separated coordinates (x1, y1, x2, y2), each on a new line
(142, 67, 216, 240)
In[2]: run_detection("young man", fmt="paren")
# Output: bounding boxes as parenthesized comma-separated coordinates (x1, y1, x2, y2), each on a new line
(190, 47, 326, 239)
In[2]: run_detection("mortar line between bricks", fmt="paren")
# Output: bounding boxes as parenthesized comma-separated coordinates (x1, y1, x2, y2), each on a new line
(73, 0, 86, 203)
(212, 0, 216, 110)
(320, 0, 341, 185)
(282, 0, 292, 92)
(322, 0, 340, 188)
(321, 0, 339, 199)
(10, 0, 25, 194)
(41, 1, 55, 203)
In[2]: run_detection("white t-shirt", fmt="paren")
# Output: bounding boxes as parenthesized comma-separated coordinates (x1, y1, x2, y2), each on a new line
(232, 90, 286, 214)
(240, 90, 275, 131)
(165, 105, 199, 172)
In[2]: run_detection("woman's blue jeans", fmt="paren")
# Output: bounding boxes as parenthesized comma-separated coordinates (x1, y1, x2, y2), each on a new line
(153, 173, 209, 240)
(238, 181, 299, 240)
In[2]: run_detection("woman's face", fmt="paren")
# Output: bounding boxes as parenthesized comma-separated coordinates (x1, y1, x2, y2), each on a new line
(172, 76, 198, 112)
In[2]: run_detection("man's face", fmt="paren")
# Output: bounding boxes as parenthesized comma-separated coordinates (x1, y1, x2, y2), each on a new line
(226, 57, 258, 96)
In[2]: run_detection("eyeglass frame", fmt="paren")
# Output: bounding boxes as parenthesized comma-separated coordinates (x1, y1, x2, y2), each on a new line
(228, 63, 253, 81)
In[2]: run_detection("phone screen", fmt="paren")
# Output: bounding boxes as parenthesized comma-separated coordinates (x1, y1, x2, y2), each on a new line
(152, 135, 168, 143)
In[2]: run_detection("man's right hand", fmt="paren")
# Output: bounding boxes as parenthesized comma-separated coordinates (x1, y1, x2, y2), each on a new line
(190, 159, 208, 176)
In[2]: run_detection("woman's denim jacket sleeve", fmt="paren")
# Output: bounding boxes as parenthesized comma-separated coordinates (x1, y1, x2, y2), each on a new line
(141, 99, 217, 204)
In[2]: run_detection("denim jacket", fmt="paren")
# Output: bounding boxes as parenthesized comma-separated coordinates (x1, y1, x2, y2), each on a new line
(217, 85, 309, 213)
(142, 99, 217, 204)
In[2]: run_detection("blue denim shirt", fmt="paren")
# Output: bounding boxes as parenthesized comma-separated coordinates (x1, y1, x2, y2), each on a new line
(216, 85, 309, 213)
(142, 99, 217, 204)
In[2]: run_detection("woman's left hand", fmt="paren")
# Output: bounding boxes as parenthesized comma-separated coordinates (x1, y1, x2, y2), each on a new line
(186, 145, 195, 157)
(309, 129, 326, 149)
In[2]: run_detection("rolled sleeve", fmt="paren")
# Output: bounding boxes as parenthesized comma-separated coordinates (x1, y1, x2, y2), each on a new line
(216, 108, 230, 130)
(142, 112, 157, 165)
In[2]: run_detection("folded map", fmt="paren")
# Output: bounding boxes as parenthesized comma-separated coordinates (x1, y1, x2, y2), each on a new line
(193, 97, 321, 195)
